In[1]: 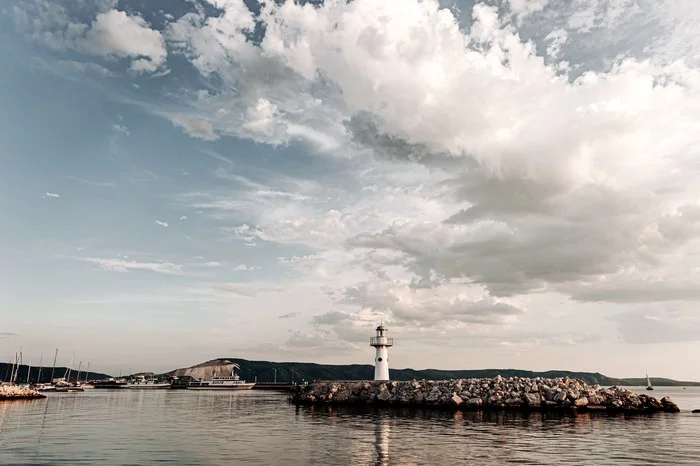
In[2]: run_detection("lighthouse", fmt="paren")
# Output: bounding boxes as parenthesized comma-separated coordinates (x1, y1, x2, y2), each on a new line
(370, 324, 393, 381)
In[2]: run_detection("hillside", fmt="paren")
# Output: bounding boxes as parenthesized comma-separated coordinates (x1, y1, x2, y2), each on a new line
(164, 358, 700, 387)
(0, 363, 111, 383)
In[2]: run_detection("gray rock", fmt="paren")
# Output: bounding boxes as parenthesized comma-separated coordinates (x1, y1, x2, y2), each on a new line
(524, 393, 542, 407)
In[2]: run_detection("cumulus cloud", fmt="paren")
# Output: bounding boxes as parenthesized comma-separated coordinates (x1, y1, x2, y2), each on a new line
(155, 220, 168, 228)
(10, 2, 167, 73)
(160, 0, 700, 355)
(20, 0, 700, 365)
(43, 192, 60, 198)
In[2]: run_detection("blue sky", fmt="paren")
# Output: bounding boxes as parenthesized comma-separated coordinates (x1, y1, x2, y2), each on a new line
(2, 0, 700, 379)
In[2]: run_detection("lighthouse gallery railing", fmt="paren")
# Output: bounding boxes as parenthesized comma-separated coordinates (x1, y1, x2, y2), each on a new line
(370, 337, 394, 346)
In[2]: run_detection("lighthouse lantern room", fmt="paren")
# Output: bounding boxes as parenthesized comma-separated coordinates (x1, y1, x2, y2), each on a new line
(370, 324, 393, 381)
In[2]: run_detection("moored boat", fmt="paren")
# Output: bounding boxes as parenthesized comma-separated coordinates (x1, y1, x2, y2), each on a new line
(122, 375, 171, 389)
(646, 373, 654, 391)
(93, 378, 127, 389)
(184, 364, 255, 390)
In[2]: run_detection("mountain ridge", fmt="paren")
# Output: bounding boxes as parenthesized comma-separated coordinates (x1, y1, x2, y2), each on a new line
(164, 358, 700, 387)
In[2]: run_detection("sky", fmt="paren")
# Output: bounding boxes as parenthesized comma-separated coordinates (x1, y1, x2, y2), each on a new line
(2, 0, 700, 380)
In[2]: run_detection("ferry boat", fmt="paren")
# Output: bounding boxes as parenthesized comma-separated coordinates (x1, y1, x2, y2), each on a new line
(122, 375, 170, 389)
(185, 365, 255, 391)
(93, 378, 127, 389)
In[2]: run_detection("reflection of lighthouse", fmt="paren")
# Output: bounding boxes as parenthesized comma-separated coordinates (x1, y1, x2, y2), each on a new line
(370, 324, 393, 381)
(374, 413, 390, 466)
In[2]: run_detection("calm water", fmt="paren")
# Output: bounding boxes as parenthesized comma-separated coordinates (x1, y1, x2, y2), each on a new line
(1, 387, 699, 465)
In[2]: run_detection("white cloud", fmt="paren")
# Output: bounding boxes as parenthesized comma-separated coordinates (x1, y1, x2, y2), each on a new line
(11, 3, 166, 74)
(155, 220, 168, 228)
(235, 264, 260, 272)
(164, 0, 700, 354)
(83, 257, 182, 274)
(203, 261, 222, 267)
(83, 9, 166, 73)
(43, 192, 60, 198)
(169, 116, 218, 141)
(12, 0, 700, 375)
(112, 123, 130, 135)
(179, 215, 187, 221)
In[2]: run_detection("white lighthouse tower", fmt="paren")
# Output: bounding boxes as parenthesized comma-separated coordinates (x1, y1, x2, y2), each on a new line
(370, 324, 393, 381)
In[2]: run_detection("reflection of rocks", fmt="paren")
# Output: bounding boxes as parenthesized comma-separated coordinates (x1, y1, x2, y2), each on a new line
(292, 377, 680, 414)
(0, 385, 46, 400)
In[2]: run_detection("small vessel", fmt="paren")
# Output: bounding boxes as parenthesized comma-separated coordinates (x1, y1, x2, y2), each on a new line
(53, 378, 84, 392)
(32, 383, 57, 392)
(185, 364, 255, 391)
(93, 378, 127, 389)
(646, 373, 654, 391)
(122, 375, 170, 389)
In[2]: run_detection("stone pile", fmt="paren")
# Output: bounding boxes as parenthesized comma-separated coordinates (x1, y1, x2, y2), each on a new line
(0, 384, 46, 400)
(292, 376, 680, 414)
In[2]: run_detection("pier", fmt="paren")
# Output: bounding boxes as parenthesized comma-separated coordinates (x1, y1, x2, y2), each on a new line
(252, 382, 296, 391)
(292, 377, 681, 414)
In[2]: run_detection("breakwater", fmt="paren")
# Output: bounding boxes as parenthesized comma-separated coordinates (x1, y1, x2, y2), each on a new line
(292, 376, 680, 413)
(0, 385, 46, 400)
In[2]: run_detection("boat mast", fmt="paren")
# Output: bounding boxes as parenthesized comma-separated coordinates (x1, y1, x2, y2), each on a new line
(50, 348, 58, 383)
(76, 361, 82, 383)
(26, 360, 32, 384)
(85, 362, 90, 382)
(37, 354, 43, 384)
(12, 350, 22, 384)
(9, 353, 17, 383)
(3, 355, 10, 382)
(64, 353, 75, 382)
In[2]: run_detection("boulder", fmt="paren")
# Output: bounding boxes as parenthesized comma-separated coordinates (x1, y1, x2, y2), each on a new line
(661, 396, 680, 413)
(524, 393, 542, 407)
(574, 397, 588, 407)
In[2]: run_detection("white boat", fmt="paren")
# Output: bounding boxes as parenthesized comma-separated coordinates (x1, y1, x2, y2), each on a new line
(123, 375, 171, 389)
(185, 364, 255, 390)
(646, 373, 654, 391)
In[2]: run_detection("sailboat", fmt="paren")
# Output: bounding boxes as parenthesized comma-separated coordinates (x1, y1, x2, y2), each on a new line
(646, 373, 654, 391)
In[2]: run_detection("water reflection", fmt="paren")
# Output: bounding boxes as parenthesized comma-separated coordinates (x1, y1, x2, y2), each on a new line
(374, 412, 390, 466)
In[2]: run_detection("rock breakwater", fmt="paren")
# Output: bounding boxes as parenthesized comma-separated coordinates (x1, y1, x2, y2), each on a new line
(292, 376, 680, 414)
(0, 384, 46, 400)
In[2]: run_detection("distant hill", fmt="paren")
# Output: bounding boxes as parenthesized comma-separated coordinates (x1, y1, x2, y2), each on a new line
(164, 358, 700, 387)
(0, 363, 111, 383)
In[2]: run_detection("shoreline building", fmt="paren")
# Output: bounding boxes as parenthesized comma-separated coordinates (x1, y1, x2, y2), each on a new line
(370, 324, 393, 381)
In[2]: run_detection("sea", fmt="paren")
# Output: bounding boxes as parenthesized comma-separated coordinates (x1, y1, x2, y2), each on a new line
(1, 386, 699, 465)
